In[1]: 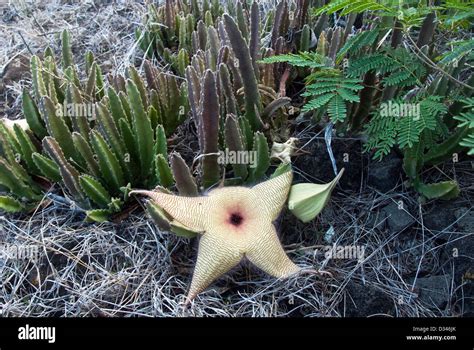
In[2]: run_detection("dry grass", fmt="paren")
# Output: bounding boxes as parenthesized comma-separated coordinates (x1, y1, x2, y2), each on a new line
(0, 1, 472, 317)
(1, 157, 471, 317)
(1, 0, 147, 117)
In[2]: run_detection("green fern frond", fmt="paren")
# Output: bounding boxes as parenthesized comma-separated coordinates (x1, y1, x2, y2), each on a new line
(459, 134, 474, 155)
(421, 96, 448, 118)
(453, 98, 474, 155)
(302, 94, 334, 111)
(382, 70, 413, 87)
(259, 52, 328, 68)
(441, 0, 474, 28)
(337, 87, 362, 102)
(261, 50, 363, 123)
(336, 29, 379, 63)
(316, 0, 437, 29)
(365, 96, 448, 158)
(398, 113, 420, 148)
(348, 48, 425, 88)
(314, 0, 396, 16)
(301, 75, 362, 122)
(373, 129, 398, 160)
(327, 95, 347, 122)
(305, 69, 344, 82)
(347, 54, 388, 76)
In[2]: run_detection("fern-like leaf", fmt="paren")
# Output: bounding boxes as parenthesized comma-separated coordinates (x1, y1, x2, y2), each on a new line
(302, 75, 362, 122)
(453, 98, 474, 155)
(348, 48, 425, 88)
(336, 29, 379, 63)
(302, 94, 334, 111)
(327, 94, 347, 122)
(314, 0, 395, 16)
(259, 52, 327, 68)
(364, 96, 448, 158)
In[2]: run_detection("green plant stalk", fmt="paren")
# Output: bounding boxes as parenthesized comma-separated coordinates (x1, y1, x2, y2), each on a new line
(127, 80, 154, 179)
(170, 152, 198, 196)
(200, 70, 220, 189)
(90, 130, 125, 194)
(32, 152, 61, 182)
(79, 174, 111, 208)
(224, 14, 263, 131)
(43, 137, 84, 202)
(224, 114, 248, 181)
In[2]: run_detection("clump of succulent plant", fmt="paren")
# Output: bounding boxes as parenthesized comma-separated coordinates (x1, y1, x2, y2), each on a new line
(0, 31, 190, 221)
(175, 0, 316, 189)
(136, 0, 225, 75)
(1, 1, 347, 226)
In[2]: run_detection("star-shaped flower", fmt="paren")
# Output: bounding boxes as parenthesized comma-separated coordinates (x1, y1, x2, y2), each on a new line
(131, 170, 301, 303)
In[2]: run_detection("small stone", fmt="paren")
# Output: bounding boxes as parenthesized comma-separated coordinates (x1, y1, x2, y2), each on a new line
(410, 275, 452, 309)
(424, 202, 457, 231)
(343, 281, 395, 316)
(365, 210, 387, 229)
(368, 153, 402, 193)
(444, 233, 473, 316)
(381, 201, 415, 232)
(445, 233, 474, 281)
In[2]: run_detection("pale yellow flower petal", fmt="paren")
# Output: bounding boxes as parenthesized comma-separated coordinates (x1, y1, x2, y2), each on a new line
(130, 190, 209, 231)
(245, 221, 301, 278)
(133, 170, 299, 302)
(187, 230, 244, 302)
(251, 170, 293, 220)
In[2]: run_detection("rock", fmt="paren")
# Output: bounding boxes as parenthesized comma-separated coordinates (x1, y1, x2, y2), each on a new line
(443, 232, 474, 316)
(368, 152, 402, 192)
(365, 209, 387, 230)
(395, 231, 439, 276)
(293, 138, 365, 192)
(410, 275, 452, 309)
(423, 202, 458, 234)
(445, 233, 474, 281)
(343, 281, 395, 316)
(2, 7, 19, 23)
(380, 201, 415, 233)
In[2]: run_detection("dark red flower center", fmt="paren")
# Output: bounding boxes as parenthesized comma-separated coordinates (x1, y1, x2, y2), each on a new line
(229, 212, 244, 227)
